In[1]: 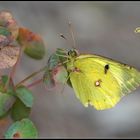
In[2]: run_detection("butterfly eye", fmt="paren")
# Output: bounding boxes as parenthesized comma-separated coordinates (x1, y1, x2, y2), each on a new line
(73, 49, 79, 55)
(67, 50, 71, 56)
(67, 49, 79, 57)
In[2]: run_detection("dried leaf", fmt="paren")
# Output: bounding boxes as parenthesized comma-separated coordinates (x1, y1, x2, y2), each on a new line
(0, 11, 19, 39)
(18, 27, 45, 59)
(0, 46, 19, 69)
(18, 27, 42, 45)
(0, 26, 13, 48)
(0, 35, 10, 48)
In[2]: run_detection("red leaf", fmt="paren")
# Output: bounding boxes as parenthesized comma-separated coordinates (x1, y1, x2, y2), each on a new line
(18, 27, 43, 46)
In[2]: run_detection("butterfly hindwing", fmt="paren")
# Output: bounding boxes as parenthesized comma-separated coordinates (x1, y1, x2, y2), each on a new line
(68, 54, 140, 110)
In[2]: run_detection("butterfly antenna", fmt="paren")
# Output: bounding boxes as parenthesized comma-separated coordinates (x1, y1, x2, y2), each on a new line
(68, 21, 76, 49)
(60, 33, 67, 40)
(60, 33, 73, 48)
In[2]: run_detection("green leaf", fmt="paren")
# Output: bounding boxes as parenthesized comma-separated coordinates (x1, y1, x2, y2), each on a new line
(0, 75, 16, 96)
(43, 68, 55, 89)
(17, 27, 45, 60)
(16, 86, 33, 108)
(44, 49, 68, 88)
(0, 75, 7, 92)
(24, 41, 45, 59)
(47, 49, 67, 70)
(11, 98, 31, 121)
(1, 75, 9, 85)
(4, 118, 38, 139)
(0, 92, 15, 117)
(0, 26, 11, 37)
(48, 53, 60, 69)
(52, 66, 68, 84)
(0, 107, 11, 119)
(55, 48, 67, 63)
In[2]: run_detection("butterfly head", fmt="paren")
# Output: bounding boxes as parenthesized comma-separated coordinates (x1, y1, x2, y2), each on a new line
(67, 48, 79, 58)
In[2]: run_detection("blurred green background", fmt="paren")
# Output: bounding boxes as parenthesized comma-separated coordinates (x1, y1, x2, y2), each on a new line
(1, 1, 140, 138)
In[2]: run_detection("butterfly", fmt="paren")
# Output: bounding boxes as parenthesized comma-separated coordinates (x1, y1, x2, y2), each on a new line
(45, 23, 140, 110)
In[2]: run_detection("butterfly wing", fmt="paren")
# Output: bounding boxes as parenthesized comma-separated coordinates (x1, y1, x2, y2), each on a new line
(68, 54, 140, 110)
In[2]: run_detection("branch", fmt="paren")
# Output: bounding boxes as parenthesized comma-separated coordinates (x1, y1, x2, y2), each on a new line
(10, 46, 23, 80)
(15, 66, 46, 88)
(26, 78, 43, 89)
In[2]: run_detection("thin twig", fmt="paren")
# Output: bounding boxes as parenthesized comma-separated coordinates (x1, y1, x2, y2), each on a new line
(10, 46, 23, 80)
(26, 78, 43, 89)
(15, 66, 46, 88)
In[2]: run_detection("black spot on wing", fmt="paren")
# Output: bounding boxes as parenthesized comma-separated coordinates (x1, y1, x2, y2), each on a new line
(104, 64, 109, 74)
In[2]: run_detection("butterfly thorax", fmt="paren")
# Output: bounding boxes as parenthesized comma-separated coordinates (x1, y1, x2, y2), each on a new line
(66, 59, 81, 73)
(66, 49, 81, 73)
(66, 58, 75, 71)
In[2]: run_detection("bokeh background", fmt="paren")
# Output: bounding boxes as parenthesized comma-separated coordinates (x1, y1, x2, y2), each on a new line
(0, 1, 140, 138)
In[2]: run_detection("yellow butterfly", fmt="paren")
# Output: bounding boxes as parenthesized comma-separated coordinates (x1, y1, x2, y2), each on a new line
(47, 24, 140, 110)
(63, 48, 140, 110)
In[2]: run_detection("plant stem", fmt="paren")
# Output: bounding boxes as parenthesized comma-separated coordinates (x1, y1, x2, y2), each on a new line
(10, 46, 23, 80)
(26, 78, 43, 89)
(15, 66, 46, 88)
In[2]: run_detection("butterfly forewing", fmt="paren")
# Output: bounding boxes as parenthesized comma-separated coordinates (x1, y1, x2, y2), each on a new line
(83, 55, 140, 95)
